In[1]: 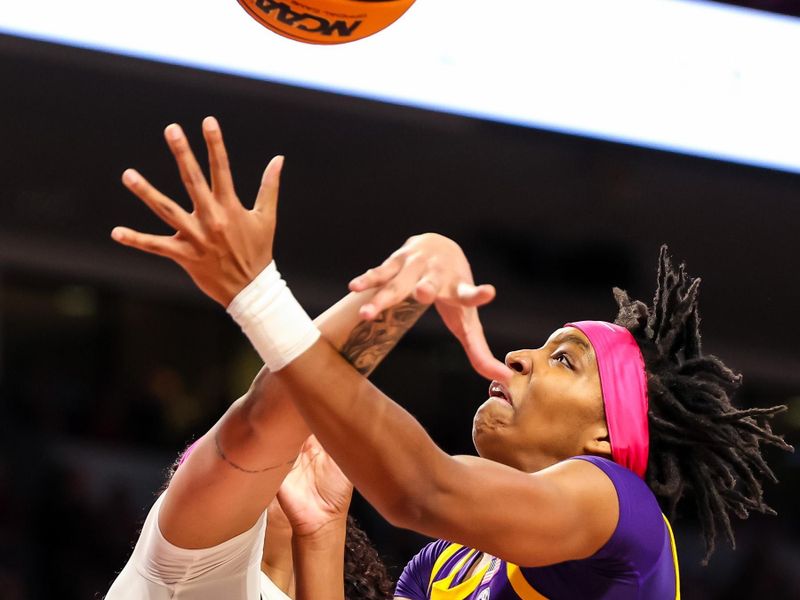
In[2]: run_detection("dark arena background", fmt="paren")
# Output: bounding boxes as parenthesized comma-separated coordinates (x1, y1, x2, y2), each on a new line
(1, 2, 799, 598)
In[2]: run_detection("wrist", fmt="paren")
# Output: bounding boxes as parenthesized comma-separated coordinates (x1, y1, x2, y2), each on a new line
(291, 518, 346, 600)
(227, 260, 320, 371)
(292, 517, 348, 549)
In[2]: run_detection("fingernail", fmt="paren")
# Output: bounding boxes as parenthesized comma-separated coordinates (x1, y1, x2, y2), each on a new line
(263, 156, 284, 182)
(204, 116, 219, 131)
(122, 169, 138, 185)
(111, 228, 124, 242)
(165, 124, 182, 141)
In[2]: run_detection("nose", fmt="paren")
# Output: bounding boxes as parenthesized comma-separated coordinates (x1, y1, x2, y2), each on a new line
(505, 351, 532, 376)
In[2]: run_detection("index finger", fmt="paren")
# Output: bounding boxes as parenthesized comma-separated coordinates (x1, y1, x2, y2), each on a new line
(164, 123, 214, 215)
(462, 328, 514, 382)
(447, 307, 513, 381)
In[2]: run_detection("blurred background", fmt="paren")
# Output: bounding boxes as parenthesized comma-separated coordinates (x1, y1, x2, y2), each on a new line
(1, 1, 799, 598)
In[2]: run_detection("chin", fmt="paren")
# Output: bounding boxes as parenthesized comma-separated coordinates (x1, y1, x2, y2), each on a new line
(472, 424, 515, 468)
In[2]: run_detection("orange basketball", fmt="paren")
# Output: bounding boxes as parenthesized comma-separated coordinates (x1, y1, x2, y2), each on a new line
(237, 0, 416, 45)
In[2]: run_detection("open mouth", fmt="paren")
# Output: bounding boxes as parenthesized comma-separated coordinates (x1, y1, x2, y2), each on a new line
(488, 381, 513, 406)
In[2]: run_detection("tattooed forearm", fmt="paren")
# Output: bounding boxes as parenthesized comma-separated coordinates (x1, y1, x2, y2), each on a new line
(341, 297, 429, 376)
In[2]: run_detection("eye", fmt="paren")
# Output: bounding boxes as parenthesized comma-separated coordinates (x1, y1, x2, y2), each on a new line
(552, 352, 573, 369)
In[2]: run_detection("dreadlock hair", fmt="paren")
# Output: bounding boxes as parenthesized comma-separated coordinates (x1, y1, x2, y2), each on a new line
(612, 246, 793, 564)
(344, 515, 394, 600)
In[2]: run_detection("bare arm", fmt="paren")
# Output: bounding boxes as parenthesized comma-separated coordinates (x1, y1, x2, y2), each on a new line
(112, 116, 614, 567)
(160, 290, 421, 547)
(276, 334, 618, 567)
(275, 436, 355, 600)
(112, 117, 430, 549)
(261, 498, 296, 598)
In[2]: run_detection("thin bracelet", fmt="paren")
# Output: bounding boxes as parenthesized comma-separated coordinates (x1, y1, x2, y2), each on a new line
(214, 430, 296, 474)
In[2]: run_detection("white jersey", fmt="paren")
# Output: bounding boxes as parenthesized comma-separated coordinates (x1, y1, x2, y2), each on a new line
(106, 492, 290, 600)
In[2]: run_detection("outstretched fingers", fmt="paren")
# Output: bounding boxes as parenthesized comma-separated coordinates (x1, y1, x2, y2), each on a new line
(121, 169, 204, 244)
(254, 155, 284, 214)
(202, 116, 237, 203)
(110, 227, 193, 261)
(164, 123, 214, 216)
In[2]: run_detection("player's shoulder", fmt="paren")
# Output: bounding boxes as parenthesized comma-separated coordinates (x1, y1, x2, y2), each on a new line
(568, 455, 668, 563)
(568, 455, 657, 503)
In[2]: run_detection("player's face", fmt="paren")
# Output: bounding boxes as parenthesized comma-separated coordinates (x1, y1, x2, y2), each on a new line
(472, 327, 610, 472)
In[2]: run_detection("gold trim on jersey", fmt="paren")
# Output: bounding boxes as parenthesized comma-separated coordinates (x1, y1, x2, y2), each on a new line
(427, 543, 464, 595)
(663, 515, 681, 599)
(423, 520, 679, 600)
(427, 543, 546, 600)
(426, 544, 492, 600)
(506, 564, 549, 599)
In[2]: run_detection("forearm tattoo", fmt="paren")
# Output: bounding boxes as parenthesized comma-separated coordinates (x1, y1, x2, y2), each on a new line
(216, 297, 426, 473)
(341, 297, 429, 376)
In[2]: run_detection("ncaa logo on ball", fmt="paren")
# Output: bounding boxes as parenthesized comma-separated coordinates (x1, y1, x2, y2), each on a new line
(236, 0, 416, 44)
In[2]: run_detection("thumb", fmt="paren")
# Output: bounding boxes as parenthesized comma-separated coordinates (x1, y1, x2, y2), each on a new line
(254, 155, 284, 213)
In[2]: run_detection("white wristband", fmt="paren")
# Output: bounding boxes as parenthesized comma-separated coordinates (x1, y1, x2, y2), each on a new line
(226, 261, 320, 371)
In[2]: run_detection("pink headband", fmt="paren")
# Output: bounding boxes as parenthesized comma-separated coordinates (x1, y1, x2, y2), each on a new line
(565, 321, 650, 478)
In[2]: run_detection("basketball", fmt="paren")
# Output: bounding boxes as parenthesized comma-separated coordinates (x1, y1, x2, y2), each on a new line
(236, 0, 416, 45)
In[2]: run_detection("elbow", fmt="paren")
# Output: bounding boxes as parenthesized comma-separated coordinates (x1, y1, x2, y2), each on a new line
(379, 458, 456, 532)
(379, 486, 442, 533)
(382, 494, 420, 530)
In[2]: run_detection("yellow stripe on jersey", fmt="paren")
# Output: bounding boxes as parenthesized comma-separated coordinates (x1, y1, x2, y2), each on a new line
(424, 521, 679, 600)
(506, 564, 549, 600)
(426, 544, 491, 600)
(427, 543, 464, 595)
(663, 515, 681, 599)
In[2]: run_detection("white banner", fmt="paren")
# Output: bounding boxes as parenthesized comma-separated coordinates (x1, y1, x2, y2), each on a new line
(2, 0, 799, 173)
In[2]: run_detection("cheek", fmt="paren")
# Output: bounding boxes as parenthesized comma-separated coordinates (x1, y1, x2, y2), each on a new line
(515, 381, 585, 436)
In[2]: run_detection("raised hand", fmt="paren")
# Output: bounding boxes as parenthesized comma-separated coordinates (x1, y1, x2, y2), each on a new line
(349, 233, 512, 381)
(277, 436, 353, 539)
(111, 117, 282, 307)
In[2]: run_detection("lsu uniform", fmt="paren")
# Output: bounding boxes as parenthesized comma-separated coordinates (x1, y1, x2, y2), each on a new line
(395, 456, 680, 600)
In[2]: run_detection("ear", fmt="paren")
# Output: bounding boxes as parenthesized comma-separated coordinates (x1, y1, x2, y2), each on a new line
(583, 424, 612, 459)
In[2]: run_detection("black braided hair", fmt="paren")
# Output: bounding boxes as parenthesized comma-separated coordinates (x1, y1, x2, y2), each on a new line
(344, 515, 394, 600)
(612, 246, 793, 564)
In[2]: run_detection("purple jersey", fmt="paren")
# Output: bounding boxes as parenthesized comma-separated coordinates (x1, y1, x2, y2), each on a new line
(394, 456, 679, 600)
